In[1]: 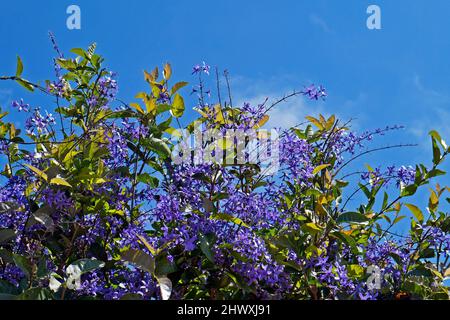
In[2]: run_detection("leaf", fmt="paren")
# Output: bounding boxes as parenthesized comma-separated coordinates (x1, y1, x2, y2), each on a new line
(129, 102, 145, 114)
(144, 137, 171, 158)
(254, 115, 269, 129)
(50, 177, 72, 188)
(137, 235, 157, 256)
(18, 288, 52, 300)
(393, 215, 406, 224)
(165, 127, 182, 138)
(211, 213, 249, 228)
(157, 276, 172, 300)
(16, 78, 34, 91)
(0, 202, 18, 213)
(137, 173, 159, 188)
(431, 136, 441, 166)
(121, 249, 155, 274)
(155, 254, 177, 276)
(163, 63, 172, 80)
(0, 229, 16, 244)
(67, 258, 105, 275)
(70, 48, 86, 57)
(305, 116, 324, 130)
(401, 184, 418, 197)
(301, 222, 323, 235)
(171, 93, 185, 118)
(12, 254, 32, 279)
(199, 234, 216, 264)
(429, 130, 448, 150)
(16, 56, 23, 77)
(337, 212, 369, 224)
(30, 207, 55, 231)
(171, 81, 188, 95)
(428, 190, 439, 213)
(312, 164, 331, 175)
(348, 265, 364, 278)
(145, 97, 157, 114)
(405, 203, 424, 222)
(24, 164, 48, 181)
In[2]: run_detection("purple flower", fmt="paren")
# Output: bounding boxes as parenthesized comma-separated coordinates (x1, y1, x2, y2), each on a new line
(11, 99, 30, 112)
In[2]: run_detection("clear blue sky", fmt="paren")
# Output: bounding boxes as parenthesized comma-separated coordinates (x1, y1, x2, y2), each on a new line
(1, 0, 449, 212)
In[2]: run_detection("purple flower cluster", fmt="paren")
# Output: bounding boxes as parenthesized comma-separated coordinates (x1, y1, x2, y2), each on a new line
(361, 165, 415, 187)
(11, 99, 30, 112)
(301, 84, 327, 100)
(24, 108, 56, 136)
(192, 61, 210, 75)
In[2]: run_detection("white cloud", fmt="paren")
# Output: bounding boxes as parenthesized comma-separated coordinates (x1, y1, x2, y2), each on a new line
(230, 74, 329, 129)
(309, 14, 333, 34)
(409, 74, 450, 143)
(0, 89, 12, 107)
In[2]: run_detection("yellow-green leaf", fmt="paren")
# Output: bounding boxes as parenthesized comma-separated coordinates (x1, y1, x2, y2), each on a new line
(313, 164, 331, 175)
(50, 177, 72, 188)
(171, 93, 185, 118)
(16, 56, 23, 77)
(130, 102, 144, 114)
(24, 164, 48, 181)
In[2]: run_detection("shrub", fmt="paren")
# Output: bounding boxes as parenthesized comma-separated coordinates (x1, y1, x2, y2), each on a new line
(0, 38, 449, 300)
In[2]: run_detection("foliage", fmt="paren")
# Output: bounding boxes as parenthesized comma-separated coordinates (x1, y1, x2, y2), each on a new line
(0, 38, 449, 300)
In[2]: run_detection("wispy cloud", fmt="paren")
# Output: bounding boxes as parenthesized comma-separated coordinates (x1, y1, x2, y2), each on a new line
(231, 75, 329, 129)
(0, 89, 12, 107)
(409, 74, 450, 144)
(309, 14, 333, 34)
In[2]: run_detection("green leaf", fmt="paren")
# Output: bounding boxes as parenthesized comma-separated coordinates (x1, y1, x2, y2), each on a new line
(199, 234, 216, 264)
(171, 93, 185, 118)
(405, 203, 424, 223)
(401, 184, 418, 197)
(16, 56, 23, 77)
(429, 130, 448, 150)
(0, 229, 16, 244)
(121, 249, 155, 274)
(68, 258, 105, 275)
(70, 48, 86, 57)
(358, 183, 371, 199)
(16, 79, 34, 91)
(18, 288, 52, 300)
(336, 212, 369, 224)
(137, 173, 159, 188)
(144, 137, 171, 158)
(155, 254, 177, 276)
(12, 254, 32, 279)
(431, 136, 441, 165)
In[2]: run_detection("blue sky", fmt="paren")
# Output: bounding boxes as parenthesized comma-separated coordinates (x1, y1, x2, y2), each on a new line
(0, 1, 449, 219)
